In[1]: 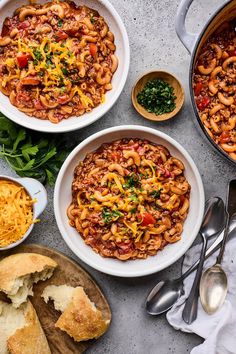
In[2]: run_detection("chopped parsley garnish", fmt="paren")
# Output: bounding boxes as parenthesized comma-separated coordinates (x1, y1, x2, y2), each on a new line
(60, 86, 66, 92)
(33, 49, 43, 62)
(102, 208, 123, 224)
(61, 67, 68, 75)
(137, 79, 176, 116)
(151, 189, 162, 198)
(44, 44, 49, 53)
(90, 14, 95, 24)
(130, 208, 137, 214)
(58, 19, 63, 27)
(123, 173, 140, 188)
(129, 194, 138, 202)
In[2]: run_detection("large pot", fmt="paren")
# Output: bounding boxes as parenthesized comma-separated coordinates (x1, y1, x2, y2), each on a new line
(175, 0, 236, 165)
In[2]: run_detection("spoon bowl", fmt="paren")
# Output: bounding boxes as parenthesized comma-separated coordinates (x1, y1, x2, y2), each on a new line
(146, 279, 183, 315)
(146, 197, 227, 316)
(200, 264, 228, 314)
(200, 181, 236, 315)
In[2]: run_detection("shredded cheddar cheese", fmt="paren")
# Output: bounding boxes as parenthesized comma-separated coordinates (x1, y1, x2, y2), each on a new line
(0, 180, 36, 247)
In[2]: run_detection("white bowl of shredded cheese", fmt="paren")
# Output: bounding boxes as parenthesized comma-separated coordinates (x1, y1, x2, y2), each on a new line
(54, 125, 205, 277)
(0, 176, 47, 250)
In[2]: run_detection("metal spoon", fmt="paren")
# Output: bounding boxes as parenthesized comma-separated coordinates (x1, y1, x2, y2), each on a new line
(200, 180, 236, 314)
(182, 197, 226, 324)
(146, 197, 227, 316)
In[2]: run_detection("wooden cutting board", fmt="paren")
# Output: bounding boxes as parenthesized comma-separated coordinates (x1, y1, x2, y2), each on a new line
(0, 244, 111, 354)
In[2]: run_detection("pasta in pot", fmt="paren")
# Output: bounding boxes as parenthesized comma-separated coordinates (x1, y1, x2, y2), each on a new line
(193, 20, 236, 160)
(67, 139, 191, 261)
(0, 1, 118, 123)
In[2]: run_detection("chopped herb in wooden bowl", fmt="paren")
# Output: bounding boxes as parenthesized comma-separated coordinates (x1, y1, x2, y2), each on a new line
(132, 71, 184, 121)
(137, 79, 176, 115)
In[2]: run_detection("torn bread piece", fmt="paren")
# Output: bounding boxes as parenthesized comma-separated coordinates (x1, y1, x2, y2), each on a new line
(42, 285, 110, 342)
(0, 300, 51, 354)
(0, 253, 57, 308)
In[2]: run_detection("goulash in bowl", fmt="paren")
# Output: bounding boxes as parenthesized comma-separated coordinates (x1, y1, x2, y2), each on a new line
(0, 1, 118, 123)
(67, 139, 191, 261)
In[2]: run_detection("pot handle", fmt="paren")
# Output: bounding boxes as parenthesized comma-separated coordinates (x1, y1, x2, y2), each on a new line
(19, 177, 47, 218)
(175, 0, 198, 54)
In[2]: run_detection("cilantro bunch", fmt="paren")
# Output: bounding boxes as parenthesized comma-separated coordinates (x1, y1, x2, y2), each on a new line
(0, 114, 70, 185)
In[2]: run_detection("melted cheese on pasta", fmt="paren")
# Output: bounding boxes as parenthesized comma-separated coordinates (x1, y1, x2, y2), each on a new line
(0, 180, 35, 247)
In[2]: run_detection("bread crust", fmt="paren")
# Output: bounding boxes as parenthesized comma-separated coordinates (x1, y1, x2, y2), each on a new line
(55, 287, 110, 342)
(0, 253, 57, 293)
(6, 301, 51, 354)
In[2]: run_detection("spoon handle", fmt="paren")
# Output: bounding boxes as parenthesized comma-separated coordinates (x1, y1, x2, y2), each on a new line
(182, 234, 208, 324)
(216, 211, 229, 264)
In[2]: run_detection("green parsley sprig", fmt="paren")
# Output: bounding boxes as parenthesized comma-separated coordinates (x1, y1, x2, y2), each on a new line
(0, 114, 71, 185)
(102, 208, 123, 224)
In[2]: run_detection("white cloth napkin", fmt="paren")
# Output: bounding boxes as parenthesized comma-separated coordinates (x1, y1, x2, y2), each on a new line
(166, 230, 236, 354)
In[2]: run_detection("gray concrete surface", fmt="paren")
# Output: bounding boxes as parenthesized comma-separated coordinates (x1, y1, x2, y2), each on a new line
(0, 0, 235, 353)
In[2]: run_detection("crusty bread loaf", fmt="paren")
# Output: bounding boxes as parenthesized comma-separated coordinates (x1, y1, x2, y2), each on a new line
(0, 253, 57, 308)
(42, 285, 110, 342)
(0, 300, 51, 354)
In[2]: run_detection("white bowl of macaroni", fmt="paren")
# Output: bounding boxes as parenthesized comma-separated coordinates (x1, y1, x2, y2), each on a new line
(0, 0, 130, 132)
(54, 125, 205, 277)
(0, 175, 47, 250)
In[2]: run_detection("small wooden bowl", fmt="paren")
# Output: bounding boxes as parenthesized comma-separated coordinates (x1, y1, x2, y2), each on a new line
(132, 71, 185, 121)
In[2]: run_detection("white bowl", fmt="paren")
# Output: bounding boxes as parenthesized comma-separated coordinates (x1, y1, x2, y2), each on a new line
(0, 176, 47, 250)
(0, 0, 130, 133)
(54, 126, 205, 277)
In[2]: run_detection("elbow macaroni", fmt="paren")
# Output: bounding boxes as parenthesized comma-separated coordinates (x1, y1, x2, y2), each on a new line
(67, 138, 191, 261)
(193, 20, 236, 161)
(0, 1, 119, 123)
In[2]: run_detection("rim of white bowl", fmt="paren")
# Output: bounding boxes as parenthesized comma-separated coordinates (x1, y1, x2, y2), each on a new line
(0, 0, 130, 133)
(54, 125, 205, 277)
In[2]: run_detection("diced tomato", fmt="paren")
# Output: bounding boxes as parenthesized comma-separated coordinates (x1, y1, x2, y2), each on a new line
(17, 53, 31, 68)
(18, 21, 30, 30)
(141, 212, 156, 226)
(89, 43, 97, 57)
(194, 82, 203, 96)
(34, 99, 45, 110)
(228, 50, 236, 57)
(219, 131, 230, 143)
(55, 30, 68, 42)
(196, 96, 210, 111)
(58, 94, 69, 104)
(21, 77, 40, 85)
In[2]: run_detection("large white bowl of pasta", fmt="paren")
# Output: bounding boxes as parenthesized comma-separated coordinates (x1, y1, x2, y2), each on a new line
(0, 0, 129, 132)
(54, 125, 205, 277)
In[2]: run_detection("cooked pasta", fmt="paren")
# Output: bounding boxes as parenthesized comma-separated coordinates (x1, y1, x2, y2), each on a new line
(67, 139, 191, 261)
(193, 20, 236, 160)
(0, 179, 35, 247)
(0, 1, 118, 123)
